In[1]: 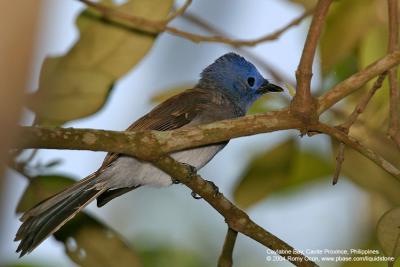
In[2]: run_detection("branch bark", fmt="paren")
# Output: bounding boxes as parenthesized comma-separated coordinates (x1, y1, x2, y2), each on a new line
(218, 228, 238, 267)
(16, 111, 301, 159)
(387, 0, 400, 150)
(291, 0, 332, 123)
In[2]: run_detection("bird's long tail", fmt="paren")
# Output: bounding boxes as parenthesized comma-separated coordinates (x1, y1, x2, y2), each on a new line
(15, 173, 106, 257)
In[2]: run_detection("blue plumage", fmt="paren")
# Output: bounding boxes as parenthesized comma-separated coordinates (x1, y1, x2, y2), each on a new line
(200, 53, 282, 111)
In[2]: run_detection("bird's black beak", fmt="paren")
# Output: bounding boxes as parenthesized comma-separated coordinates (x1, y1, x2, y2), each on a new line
(256, 80, 284, 94)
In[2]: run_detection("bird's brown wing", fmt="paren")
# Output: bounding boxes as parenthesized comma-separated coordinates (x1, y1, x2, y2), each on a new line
(98, 88, 211, 171)
(95, 88, 214, 206)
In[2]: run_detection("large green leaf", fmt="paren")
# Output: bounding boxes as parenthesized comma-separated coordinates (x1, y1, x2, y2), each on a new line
(233, 138, 333, 208)
(17, 175, 142, 267)
(377, 207, 400, 263)
(28, 0, 173, 125)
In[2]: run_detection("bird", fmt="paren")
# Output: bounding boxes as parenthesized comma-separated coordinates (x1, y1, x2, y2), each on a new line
(15, 52, 283, 256)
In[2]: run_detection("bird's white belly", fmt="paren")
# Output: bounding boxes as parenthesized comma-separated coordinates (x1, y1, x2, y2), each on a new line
(99, 144, 223, 188)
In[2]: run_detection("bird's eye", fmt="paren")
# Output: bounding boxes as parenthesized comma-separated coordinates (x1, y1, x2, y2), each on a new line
(247, 77, 255, 87)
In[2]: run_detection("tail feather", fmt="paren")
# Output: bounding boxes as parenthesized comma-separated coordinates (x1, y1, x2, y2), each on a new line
(15, 177, 105, 257)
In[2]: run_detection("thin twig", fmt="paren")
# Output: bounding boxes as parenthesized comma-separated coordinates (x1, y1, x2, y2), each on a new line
(291, 0, 332, 122)
(332, 73, 387, 185)
(165, 0, 192, 23)
(318, 49, 400, 114)
(314, 123, 400, 180)
(340, 73, 388, 130)
(332, 143, 345, 185)
(78, 0, 312, 47)
(218, 228, 238, 267)
(387, 0, 400, 150)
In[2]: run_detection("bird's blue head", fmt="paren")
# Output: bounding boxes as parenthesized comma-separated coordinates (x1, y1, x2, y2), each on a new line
(199, 53, 283, 112)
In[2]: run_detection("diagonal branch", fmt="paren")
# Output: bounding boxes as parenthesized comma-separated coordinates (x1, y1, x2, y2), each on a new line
(218, 228, 238, 267)
(291, 0, 332, 122)
(387, 0, 400, 150)
(313, 122, 400, 180)
(318, 49, 400, 114)
(153, 155, 317, 267)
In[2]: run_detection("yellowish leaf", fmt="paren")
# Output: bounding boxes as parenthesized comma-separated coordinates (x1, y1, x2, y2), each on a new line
(29, 0, 173, 125)
(377, 207, 400, 262)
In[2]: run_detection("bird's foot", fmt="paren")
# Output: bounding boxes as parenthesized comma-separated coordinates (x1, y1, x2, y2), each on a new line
(191, 180, 220, 200)
(191, 191, 202, 199)
(182, 163, 197, 179)
(206, 180, 220, 197)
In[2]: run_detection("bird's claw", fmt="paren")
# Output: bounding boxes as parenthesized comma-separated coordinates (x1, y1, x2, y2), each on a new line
(206, 180, 220, 197)
(182, 163, 197, 179)
(191, 191, 202, 199)
(172, 179, 181, 184)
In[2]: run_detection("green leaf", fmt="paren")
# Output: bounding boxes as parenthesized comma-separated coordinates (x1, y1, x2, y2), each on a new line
(28, 0, 173, 125)
(233, 138, 333, 208)
(377, 207, 400, 262)
(17, 175, 142, 267)
(320, 0, 380, 75)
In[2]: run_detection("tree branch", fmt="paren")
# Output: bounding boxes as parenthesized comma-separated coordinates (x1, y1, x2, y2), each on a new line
(387, 0, 400, 150)
(291, 0, 332, 122)
(217, 228, 238, 267)
(16, 111, 301, 159)
(78, 0, 311, 47)
(318, 49, 400, 114)
(153, 155, 316, 267)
